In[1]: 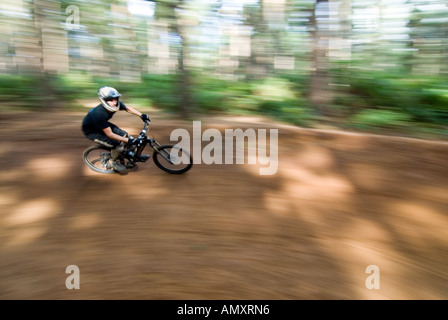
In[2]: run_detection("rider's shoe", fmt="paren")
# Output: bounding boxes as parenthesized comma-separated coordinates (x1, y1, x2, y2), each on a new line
(125, 161, 137, 169)
(107, 160, 126, 172)
(134, 154, 150, 162)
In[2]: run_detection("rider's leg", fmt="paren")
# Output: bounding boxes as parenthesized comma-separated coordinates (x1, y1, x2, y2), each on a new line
(109, 123, 130, 161)
(86, 132, 119, 148)
(86, 130, 127, 171)
(109, 123, 129, 138)
(110, 142, 125, 161)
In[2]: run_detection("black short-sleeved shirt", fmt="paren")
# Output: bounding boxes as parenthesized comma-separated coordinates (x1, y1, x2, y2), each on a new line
(82, 102, 127, 135)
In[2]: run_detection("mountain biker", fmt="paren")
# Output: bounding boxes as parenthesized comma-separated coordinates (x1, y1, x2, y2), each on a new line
(81, 86, 150, 172)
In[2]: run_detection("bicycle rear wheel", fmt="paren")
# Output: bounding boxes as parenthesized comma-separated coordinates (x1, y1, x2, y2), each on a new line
(153, 144, 193, 174)
(83, 145, 116, 174)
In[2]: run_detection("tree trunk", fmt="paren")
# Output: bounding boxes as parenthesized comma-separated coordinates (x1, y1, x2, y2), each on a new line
(174, 21, 191, 119)
(173, 1, 191, 118)
(308, 0, 332, 116)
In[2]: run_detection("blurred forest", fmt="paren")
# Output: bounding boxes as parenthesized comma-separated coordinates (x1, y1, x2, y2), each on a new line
(1, 0, 448, 139)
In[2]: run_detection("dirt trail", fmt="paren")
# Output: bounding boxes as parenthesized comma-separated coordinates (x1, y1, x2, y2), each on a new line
(0, 111, 447, 300)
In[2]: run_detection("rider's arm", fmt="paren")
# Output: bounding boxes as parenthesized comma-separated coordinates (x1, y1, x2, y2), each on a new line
(103, 127, 129, 143)
(124, 105, 142, 118)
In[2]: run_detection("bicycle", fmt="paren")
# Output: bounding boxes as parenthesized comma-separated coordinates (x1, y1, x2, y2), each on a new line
(83, 120, 193, 174)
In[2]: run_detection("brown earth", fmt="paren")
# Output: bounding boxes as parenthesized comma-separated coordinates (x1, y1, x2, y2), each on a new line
(0, 109, 447, 300)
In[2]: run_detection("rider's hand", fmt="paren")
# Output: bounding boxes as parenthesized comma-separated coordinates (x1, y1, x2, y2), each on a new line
(127, 137, 138, 146)
(140, 113, 150, 122)
(129, 136, 144, 146)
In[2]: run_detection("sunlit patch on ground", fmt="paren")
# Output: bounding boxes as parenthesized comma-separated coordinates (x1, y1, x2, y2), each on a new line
(120, 175, 170, 200)
(0, 190, 18, 206)
(5, 226, 48, 247)
(0, 168, 28, 183)
(28, 157, 71, 180)
(70, 212, 102, 230)
(4, 198, 59, 247)
(7, 198, 59, 226)
(391, 201, 448, 243)
(0, 143, 12, 159)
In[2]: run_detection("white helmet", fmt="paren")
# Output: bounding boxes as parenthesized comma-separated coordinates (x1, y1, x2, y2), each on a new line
(98, 86, 122, 112)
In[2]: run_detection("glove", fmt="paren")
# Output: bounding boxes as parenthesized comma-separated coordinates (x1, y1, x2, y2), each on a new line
(127, 137, 139, 147)
(140, 114, 150, 122)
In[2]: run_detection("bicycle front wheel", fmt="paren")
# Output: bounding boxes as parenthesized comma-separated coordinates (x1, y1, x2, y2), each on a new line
(153, 144, 193, 174)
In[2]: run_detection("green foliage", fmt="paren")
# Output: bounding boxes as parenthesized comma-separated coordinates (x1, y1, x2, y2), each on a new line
(258, 99, 315, 126)
(252, 77, 298, 101)
(0, 73, 80, 109)
(58, 73, 96, 99)
(192, 77, 253, 112)
(193, 90, 229, 112)
(190, 75, 313, 125)
(0, 75, 35, 102)
(140, 74, 180, 110)
(334, 70, 448, 126)
(333, 94, 370, 113)
(349, 109, 413, 129)
(251, 77, 314, 125)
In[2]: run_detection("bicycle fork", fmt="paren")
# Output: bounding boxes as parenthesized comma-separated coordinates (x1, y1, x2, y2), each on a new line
(150, 140, 175, 164)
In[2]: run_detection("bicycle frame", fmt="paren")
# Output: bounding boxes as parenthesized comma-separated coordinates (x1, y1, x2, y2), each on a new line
(132, 121, 173, 164)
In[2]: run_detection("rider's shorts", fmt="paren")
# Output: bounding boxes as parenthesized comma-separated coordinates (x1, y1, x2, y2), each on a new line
(85, 123, 128, 148)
